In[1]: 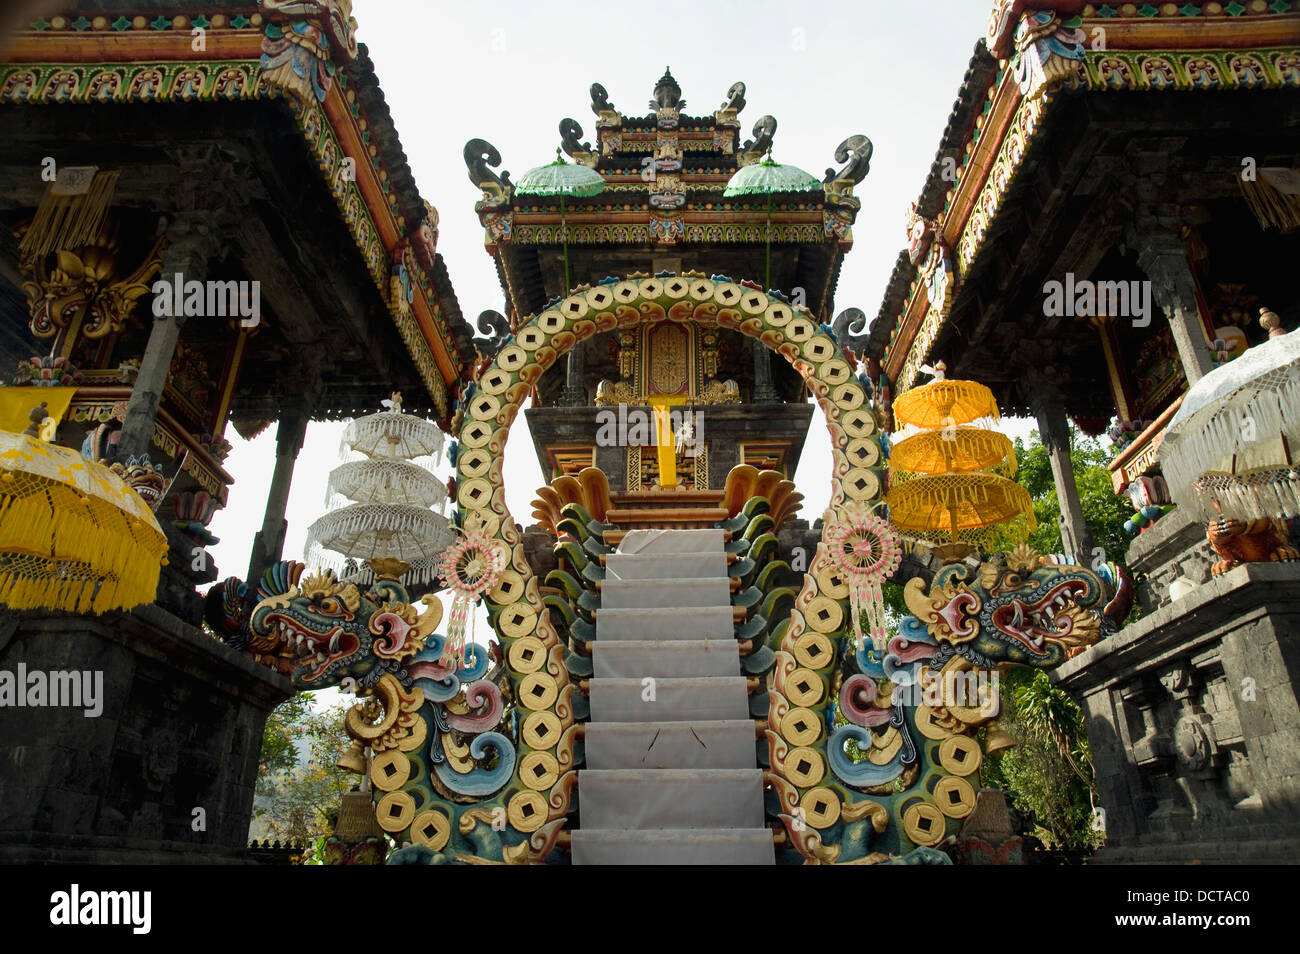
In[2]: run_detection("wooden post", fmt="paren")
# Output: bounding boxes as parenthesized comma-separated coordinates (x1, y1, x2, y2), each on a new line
(116, 310, 184, 460)
(562, 340, 585, 406)
(1137, 236, 1215, 386)
(246, 413, 309, 584)
(752, 338, 777, 403)
(1032, 396, 1096, 564)
(116, 218, 220, 460)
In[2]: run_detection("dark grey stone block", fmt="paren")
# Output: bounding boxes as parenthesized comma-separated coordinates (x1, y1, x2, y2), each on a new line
(0, 602, 291, 863)
(1056, 561, 1300, 864)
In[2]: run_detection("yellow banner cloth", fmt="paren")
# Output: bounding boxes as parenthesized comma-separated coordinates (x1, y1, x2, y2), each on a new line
(0, 386, 78, 434)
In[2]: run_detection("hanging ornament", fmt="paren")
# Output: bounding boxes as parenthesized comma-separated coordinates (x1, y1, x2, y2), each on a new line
(823, 508, 902, 652)
(436, 527, 505, 668)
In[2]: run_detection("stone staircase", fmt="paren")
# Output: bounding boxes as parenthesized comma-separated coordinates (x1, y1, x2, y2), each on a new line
(571, 528, 774, 865)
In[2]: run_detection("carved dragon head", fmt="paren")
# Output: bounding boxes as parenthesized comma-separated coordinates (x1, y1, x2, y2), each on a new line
(902, 546, 1107, 669)
(248, 568, 441, 690)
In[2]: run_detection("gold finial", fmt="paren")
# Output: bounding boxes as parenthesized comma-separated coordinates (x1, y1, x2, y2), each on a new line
(1260, 306, 1284, 339)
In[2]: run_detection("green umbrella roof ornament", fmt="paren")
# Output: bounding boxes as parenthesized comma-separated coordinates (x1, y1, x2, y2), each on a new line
(515, 148, 606, 198)
(723, 155, 822, 197)
(723, 154, 821, 290)
(515, 149, 606, 295)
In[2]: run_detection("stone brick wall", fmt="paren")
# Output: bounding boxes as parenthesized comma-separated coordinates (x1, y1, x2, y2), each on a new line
(1055, 561, 1300, 863)
(0, 603, 292, 863)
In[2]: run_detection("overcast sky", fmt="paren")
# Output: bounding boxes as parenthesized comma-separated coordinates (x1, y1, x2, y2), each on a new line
(206, 1, 1027, 625)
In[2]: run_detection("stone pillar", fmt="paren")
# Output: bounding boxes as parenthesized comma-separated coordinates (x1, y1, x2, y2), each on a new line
(116, 308, 185, 460)
(1032, 394, 1096, 563)
(562, 341, 586, 406)
(1136, 235, 1215, 386)
(752, 338, 778, 403)
(117, 220, 220, 460)
(247, 413, 309, 584)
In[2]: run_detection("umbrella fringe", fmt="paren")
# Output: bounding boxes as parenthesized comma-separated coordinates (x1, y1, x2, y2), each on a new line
(323, 458, 442, 509)
(0, 482, 164, 613)
(1163, 371, 1300, 509)
(341, 412, 443, 460)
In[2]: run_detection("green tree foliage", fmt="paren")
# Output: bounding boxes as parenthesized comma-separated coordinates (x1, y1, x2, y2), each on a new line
(1010, 427, 1133, 568)
(982, 669, 1103, 850)
(254, 695, 355, 849)
(259, 693, 312, 777)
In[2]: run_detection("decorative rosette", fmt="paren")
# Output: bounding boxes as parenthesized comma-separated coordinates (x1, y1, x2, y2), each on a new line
(436, 528, 506, 667)
(823, 508, 902, 652)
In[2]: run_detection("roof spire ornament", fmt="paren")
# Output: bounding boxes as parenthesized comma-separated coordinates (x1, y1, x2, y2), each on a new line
(650, 67, 684, 112)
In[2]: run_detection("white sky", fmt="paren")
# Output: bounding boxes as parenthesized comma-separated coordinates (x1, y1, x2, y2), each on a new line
(206, 1, 1036, 637)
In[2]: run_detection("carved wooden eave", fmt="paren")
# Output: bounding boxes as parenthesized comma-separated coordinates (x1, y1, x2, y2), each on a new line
(0, 5, 470, 421)
(873, 2, 1300, 398)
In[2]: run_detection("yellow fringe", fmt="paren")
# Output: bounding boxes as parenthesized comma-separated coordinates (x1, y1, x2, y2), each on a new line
(1238, 175, 1300, 233)
(0, 474, 164, 614)
(886, 473, 1034, 535)
(890, 427, 1016, 476)
(17, 170, 120, 264)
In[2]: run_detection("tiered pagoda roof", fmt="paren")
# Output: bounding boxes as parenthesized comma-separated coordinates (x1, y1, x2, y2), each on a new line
(465, 69, 873, 325)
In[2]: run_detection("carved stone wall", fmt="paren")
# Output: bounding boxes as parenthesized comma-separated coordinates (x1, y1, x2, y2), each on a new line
(0, 603, 291, 863)
(1125, 508, 1217, 614)
(1055, 561, 1300, 863)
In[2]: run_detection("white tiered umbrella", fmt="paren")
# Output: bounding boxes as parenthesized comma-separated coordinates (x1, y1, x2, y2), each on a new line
(325, 458, 446, 509)
(1160, 326, 1300, 521)
(304, 394, 454, 581)
(341, 403, 444, 461)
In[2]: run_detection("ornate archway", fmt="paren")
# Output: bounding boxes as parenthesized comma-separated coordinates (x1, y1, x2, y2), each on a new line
(452, 274, 890, 857)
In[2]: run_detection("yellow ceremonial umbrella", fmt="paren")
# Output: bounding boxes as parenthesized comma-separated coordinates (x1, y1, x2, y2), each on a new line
(893, 377, 1000, 430)
(886, 368, 1033, 554)
(0, 403, 166, 614)
(889, 427, 1016, 478)
(887, 472, 1035, 546)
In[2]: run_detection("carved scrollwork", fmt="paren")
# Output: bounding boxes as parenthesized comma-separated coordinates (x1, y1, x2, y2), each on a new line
(742, 115, 777, 157)
(475, 309, 510, 358)
(590, 82, 615, 117)
(1173, 715, 1215, 773)
(824, 134, 874, 186)
(594, 379, 638, 406)
(559, 118, 590, 158)
(22, 234, 162, 340)
(698, 378, 740, 405)
(831, 307, 870, 356)
(721, 81, 746, 114)
(463, 139, 512, 202)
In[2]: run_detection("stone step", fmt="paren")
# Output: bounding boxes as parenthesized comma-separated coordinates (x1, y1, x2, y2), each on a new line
(596, 606, 734, 641)
(584, 720, 757, 770)
(589, 676, 750, 722)
(616, 528, 724, 555)
(577, 768, 765, 830)
(600, 576, 729, 609)
(606, 506, 730, 525)
(571, 828, 775, 865)
(605, 551, 727, 581)
(592, 639, 740, 679)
